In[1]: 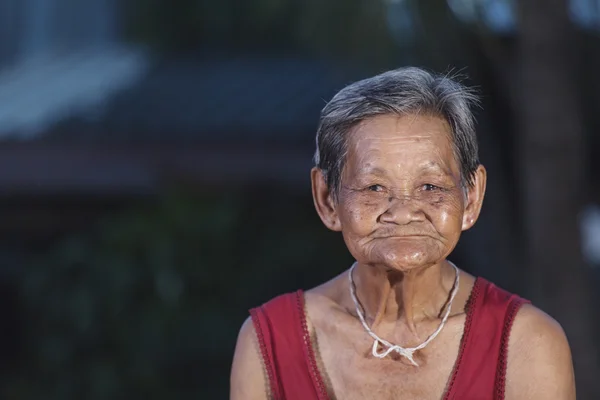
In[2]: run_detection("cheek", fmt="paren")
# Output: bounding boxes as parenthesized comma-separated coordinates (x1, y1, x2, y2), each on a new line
(425, 192, 465, 233)
(339, 193, 384, 230)
(435, 211, 463, 236)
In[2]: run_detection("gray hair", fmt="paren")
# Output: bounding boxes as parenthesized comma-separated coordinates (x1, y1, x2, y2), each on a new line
(314, 67, 480, 200)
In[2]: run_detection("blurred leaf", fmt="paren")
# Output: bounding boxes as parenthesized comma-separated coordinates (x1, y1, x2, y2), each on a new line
(10, 189, 349, 398)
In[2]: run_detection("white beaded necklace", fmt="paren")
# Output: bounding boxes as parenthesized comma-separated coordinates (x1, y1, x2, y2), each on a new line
(349, 262, 460, 367)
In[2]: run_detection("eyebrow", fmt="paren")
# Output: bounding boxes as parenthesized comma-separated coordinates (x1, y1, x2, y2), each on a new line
(358, 163, 452, 176)
(419, 162, 452, 175)
(357, 166, 387, 176)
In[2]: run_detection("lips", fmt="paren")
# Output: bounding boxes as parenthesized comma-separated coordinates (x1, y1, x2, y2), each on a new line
(374, 234, 435, 239)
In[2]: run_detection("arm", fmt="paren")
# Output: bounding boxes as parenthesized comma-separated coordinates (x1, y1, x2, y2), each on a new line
(230, 317, 269, 400)
(504, 304, 576, 399)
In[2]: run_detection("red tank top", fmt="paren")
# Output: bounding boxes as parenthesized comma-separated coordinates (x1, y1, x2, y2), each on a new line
(250, 277, 529, 400)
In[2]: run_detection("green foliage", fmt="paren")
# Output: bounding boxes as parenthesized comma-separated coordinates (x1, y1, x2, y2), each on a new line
(7, 190, 350, 399)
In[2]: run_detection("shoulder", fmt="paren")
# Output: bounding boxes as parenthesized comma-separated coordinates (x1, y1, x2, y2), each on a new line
(234, 316, 259, 352)
(304, 271, 352, 330)
(505, 303, 575, 399)
(508, 304, 572, 368)
(230, 317, 269, 400)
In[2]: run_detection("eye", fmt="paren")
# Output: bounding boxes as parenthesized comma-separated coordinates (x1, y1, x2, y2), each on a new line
(368, 184, 385, 192)
(422, 184, 441, 192)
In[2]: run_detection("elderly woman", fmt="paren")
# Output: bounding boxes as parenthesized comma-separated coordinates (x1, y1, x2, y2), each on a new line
(230, 68, 575, 399)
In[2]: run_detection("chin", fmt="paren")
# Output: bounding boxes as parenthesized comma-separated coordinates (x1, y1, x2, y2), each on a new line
(382, 255, 433, 272)
(370, 241, 442, 272)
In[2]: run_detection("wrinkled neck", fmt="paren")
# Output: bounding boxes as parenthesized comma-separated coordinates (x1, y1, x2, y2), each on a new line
(351, 261, 456, 334)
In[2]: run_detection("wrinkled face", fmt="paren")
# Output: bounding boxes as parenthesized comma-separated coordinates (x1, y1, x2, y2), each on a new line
(335, 114, 469, 272)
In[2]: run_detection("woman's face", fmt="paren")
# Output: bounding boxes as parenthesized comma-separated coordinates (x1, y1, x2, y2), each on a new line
(314, 114, 485, 273)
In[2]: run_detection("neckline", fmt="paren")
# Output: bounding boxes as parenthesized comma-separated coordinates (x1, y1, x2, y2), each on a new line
(296, 276, 486, 400)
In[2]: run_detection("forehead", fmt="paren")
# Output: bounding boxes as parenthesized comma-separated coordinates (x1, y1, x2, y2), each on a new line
(345, 114, 456, 171)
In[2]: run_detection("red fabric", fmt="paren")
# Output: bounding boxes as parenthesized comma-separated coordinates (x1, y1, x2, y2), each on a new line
(250, 277, 528, 400)
(250, 290, 329, 400)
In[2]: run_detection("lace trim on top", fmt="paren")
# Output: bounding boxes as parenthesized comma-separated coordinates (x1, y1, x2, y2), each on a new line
(442, 276, 483, 400)
(296, 290, 330, 400)
(250, 307, 281, 400)
(494, 297, 527, 400)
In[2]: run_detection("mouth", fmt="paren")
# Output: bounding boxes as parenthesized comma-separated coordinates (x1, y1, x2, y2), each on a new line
(375, 235, 434, 240)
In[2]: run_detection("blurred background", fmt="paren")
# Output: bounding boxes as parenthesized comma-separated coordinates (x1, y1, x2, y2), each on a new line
(0, 0, 599, 398)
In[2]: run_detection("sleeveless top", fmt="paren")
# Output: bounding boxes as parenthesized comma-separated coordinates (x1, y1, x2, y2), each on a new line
(249, 276, 530, 400)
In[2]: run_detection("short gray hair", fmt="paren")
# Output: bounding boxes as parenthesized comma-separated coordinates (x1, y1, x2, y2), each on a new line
(314, 67, 480, 200)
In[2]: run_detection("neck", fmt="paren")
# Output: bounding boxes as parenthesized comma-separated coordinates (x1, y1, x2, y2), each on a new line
(351, 260, 456, 336)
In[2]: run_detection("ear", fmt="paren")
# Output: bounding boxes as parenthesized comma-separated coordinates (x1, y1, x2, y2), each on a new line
(462, 165, 487, 231)
(311, 167, 342, 231)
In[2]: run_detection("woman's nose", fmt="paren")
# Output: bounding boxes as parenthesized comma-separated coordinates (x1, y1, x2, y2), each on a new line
(378, 195, 425, 225)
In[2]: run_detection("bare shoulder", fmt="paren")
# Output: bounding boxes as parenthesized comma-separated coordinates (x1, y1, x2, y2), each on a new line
(303, 271, 349, 329)
(230, 317, 268, 400)
(505, 303, 575, 399)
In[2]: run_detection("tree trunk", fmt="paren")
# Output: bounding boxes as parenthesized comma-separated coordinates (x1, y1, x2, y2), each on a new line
(516, 0, 600, 396)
